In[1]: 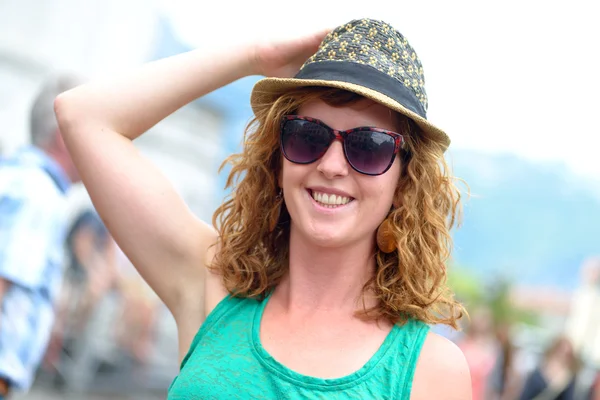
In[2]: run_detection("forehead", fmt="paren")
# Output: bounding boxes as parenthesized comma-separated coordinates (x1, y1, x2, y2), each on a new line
(297, 97, 402, 133)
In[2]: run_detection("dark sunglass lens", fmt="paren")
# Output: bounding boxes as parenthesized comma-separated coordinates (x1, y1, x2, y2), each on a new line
(345, 130, 396, 175)
(281, 119, 332, 164)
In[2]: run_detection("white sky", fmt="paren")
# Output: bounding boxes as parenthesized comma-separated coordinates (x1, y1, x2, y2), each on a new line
(159, 0, 600, 182)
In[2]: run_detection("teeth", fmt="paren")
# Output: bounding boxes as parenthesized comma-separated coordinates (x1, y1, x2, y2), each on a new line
(311, 191, 351, 206)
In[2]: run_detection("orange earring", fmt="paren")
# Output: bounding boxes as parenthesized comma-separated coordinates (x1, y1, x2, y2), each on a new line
(376, 218, 396, 253)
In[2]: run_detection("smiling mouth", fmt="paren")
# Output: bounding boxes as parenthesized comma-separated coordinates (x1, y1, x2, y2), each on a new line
(308, 189, 354, 208)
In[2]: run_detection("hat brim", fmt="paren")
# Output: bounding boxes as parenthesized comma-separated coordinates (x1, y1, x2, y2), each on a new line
(250, 77, 450, 151)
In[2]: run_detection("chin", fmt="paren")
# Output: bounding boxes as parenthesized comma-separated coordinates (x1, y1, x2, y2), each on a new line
(303, 224, 354, 248)
(310, 235, 344, 248)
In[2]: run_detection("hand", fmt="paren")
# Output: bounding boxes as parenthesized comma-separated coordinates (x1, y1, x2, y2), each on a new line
(251, 28, 330, 78)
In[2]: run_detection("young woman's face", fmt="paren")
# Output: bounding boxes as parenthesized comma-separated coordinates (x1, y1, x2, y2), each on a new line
(280, 97, 402, 249)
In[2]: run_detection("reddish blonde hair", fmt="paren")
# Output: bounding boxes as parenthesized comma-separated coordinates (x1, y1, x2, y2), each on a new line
(212, 87, 465, 328)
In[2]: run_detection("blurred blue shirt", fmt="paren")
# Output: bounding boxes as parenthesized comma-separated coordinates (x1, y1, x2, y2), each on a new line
(0, 146, 71, 391)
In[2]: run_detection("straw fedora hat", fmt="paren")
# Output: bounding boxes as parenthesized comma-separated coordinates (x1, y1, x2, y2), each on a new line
(250, 18, 450, 151)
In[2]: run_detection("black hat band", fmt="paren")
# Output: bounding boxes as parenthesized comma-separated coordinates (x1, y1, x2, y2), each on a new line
(295, 61, 426, 119)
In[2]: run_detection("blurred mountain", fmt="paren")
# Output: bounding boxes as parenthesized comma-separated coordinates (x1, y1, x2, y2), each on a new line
(450, 149, 600, 290)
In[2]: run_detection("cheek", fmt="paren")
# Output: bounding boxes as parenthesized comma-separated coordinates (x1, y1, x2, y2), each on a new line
(280, 159, 297, 188)
(280, 159, 310, 197)
(361, 161, 401, 203)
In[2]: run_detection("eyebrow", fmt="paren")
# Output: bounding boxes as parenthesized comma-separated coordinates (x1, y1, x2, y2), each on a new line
(299, 115, 400, 133)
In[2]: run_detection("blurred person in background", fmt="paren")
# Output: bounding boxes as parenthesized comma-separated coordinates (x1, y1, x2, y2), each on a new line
(63, 210, 116, 332)
(588, 371, 600, 400)
(55, 18, 472, 398)
(488, 322, 521, 400)
(114, 246, 161, 366)
(47, 209, 162, 386)
(0, 76, 80, 398)
(518, 336, 580, 400)
(44, 209, 118, 383)
(458, 306, 498, 400)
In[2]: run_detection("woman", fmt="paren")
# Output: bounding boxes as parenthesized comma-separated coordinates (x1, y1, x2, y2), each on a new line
(55, 18, 471, 399)
(519, 336, 579, 400)
(45, 210, 114, 374)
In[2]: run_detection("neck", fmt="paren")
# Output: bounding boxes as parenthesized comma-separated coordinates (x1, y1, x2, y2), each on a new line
(276, 226, 377, 314)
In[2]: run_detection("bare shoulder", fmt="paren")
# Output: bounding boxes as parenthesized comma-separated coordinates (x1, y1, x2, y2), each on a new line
(411, 331, 472, 400)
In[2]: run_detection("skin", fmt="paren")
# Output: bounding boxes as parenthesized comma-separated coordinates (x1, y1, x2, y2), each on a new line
(260, 98, 401, 378)
(54, 29, 471, 399)
(281, 99, 400, 251)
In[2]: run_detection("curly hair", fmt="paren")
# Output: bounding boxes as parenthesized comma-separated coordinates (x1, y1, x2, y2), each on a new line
(211, 87, 465, 328)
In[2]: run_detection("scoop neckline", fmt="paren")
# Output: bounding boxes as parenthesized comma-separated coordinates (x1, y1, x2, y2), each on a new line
(250, 291, 400, 391)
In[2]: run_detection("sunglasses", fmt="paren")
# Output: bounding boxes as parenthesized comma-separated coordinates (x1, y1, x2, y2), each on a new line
(280, 115, 405, 176)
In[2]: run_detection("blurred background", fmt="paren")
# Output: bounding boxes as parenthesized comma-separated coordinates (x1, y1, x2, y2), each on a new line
(1, 0, 598, 399)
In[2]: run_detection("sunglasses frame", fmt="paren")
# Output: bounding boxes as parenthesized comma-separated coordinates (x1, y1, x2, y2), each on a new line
(280, 115, 405, 176)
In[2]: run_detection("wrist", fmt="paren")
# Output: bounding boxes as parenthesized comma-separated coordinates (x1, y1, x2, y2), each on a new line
(242, 42, 262, 77)
(207, 43, 261, 78)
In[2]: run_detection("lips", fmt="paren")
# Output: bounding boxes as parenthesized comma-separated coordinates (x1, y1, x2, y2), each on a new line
(307, 187, 355, 209)
(310, 190, 351, 206)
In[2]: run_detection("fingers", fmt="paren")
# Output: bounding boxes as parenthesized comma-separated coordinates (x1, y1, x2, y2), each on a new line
(308, 28, 331, 46)
(316, 28, 333, 39)
(293, 28, 329, 58)
(282, 26, 330, 49)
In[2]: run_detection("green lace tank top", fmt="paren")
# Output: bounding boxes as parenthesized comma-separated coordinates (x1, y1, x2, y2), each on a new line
(167, 293, 429, 399)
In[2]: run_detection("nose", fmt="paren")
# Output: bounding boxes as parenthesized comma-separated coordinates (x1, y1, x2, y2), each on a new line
(316, 140, 349, 179)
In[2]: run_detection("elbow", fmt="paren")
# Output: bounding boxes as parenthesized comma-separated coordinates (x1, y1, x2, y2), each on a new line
(54, 88, 92, 139)
(53, 90, 76, 136)
(54, 88, 108, 138)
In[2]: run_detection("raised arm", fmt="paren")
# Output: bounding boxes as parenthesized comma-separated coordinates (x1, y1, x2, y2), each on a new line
(54, 30, 329, 324)
(54, 47, 256, 319)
